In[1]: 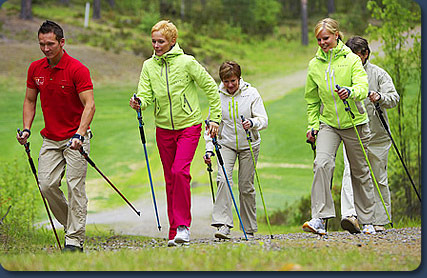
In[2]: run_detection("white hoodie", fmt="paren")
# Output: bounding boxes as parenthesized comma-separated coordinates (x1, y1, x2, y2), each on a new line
(205, 78, 268, 152)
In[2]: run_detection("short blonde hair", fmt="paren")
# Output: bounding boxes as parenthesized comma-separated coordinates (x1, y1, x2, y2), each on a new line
(151, 20, 178, 42)
(314, 18, 343, 41)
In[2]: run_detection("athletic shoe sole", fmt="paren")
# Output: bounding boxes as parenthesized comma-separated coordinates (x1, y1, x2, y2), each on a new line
(214, 231, 231, 240)
(302, 222, 326, 235)
(341, 218, 361, 234)
(174, 237, 190, 244)
(167, 240, 178, 247)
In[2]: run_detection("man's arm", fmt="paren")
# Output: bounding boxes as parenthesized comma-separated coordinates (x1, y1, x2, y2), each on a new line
(70, 89, 95, 150)
(17, 87, 38, 145)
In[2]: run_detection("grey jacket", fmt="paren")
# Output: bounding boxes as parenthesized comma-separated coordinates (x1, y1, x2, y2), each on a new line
(364, 61, 399, 144)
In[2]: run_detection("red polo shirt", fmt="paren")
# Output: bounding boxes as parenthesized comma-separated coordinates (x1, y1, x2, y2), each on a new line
(27, 50, 93, 141)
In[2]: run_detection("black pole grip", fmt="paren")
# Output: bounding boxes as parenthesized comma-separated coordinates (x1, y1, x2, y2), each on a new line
(79, 147, 96, 167)
(139, 126, 146, 144)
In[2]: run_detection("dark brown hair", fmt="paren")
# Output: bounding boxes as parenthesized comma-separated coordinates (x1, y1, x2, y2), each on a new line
(346, 36, 371, 60)
(38, 20, 64, 42)
(219, 61, 241, 81)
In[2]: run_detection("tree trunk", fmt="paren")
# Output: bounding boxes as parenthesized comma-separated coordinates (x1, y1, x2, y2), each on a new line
(328, 0, 335, 15)
(93, 0, 101, 19)
(180, 0, 185, 20)
(108, 0, 115, 8)
(20, 0, 32, 20)
(301, 0, 308, 46)
(160, 0, 169, 18)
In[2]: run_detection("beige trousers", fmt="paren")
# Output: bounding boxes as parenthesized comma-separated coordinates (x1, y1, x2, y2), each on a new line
(341, 142, 392, 225)
(311, 123, 375, 225)
(38, 134, 90, 247)
(211, 144, 259, 233)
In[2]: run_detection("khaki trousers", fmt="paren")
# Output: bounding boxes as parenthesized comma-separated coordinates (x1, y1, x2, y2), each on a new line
(341, 142, 392, 225)
(211, 144, 259, 233)
(311, 123, 375, 225)
(38, 135, 90, 247)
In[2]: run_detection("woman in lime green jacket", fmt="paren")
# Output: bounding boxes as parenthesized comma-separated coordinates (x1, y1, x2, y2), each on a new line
(302, 18, 377, 235)
(129, 20, 222, 246)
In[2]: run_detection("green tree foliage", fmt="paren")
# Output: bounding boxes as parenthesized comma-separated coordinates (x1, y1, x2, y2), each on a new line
(367, 0, 421, 219)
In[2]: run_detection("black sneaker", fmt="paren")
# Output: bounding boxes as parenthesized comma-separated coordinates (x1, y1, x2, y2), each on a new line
(62, 244, 83, 253)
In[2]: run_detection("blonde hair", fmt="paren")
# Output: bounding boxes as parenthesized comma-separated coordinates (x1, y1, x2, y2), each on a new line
(151, 20, 178, 42)
(314, 18, 343, 41)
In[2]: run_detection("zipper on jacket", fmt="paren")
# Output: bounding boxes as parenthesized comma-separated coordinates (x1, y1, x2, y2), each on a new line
(232, 97, 239, 151)
(331, 69, 341, 128)
(325, 51, 341, 128)
(184, 94, 193, 112)
(163, 59, 175, 130)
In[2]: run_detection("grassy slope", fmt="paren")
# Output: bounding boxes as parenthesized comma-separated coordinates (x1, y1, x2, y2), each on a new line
(0, 3, 318, 217)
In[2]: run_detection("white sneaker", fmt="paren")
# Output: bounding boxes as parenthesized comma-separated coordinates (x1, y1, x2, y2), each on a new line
(167, 239, 177, 247)
(174, 225, 190, 243)
(374, 225, 386, 233)
(215, 225, 231, 239)
(302, 218, 326, 235)
(362, 224, 376, 235)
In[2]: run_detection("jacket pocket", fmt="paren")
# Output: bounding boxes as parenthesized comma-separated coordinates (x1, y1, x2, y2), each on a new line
(181, 93, 193, 115)
(355, 101, 365, 114)
(252, 130, 259, 141)
(154, 98, 161, 116)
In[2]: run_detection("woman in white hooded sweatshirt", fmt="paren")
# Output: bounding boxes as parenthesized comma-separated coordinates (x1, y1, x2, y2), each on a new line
(204, 61, 268, 239)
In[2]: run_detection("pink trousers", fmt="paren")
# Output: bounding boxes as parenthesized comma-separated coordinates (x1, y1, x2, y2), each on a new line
(156, 124, 201, 240)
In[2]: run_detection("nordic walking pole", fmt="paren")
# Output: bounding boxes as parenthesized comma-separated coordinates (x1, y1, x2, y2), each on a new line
(133, 94, 161, 230)
(240, 115, 273, 239)
(206, 120, 248, 241)
(17, 128, 62, 251)
(207, 161, 216, 204)
(78, 147, 141, 217)
(373, 101, 421, 202)
(336, 85, 393, 227)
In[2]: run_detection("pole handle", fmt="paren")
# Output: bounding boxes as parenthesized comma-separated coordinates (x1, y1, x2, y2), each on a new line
(336, 84, 355, 119)
(240, 115, 252, 141)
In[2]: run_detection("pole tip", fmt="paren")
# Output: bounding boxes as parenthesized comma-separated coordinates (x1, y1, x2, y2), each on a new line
(158, 226, 162, 231)
(137, 211, 141, 216)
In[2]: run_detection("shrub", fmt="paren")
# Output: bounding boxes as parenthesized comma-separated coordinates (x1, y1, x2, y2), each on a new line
(0, 159, 43, 250)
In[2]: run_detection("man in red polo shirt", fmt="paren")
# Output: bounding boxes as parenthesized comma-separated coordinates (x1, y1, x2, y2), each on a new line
(16, 20, 95, 253)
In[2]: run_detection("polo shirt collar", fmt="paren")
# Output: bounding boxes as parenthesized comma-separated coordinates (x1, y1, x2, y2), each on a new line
(42, 50, 69, 69)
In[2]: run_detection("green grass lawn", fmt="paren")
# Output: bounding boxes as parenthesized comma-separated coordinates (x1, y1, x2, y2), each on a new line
(0, 80, 314, 213)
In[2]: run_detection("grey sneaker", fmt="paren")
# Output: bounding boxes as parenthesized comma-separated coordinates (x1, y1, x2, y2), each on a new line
(302, 218, 326, 235)
(341, 215, 361, 234)
(362, 224, 376, 235)
(174, 225, 190, 243)
(215, 225, 231, 239)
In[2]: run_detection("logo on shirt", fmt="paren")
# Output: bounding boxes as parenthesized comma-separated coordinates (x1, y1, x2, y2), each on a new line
(34, 77, 45, 86)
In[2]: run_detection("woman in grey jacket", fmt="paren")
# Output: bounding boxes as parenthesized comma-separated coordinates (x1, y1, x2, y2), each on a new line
(203, 61, 268, 239)
(340, 36, 399, 234)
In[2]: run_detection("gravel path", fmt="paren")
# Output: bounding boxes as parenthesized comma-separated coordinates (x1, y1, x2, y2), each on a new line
(82, 227, 421, 252)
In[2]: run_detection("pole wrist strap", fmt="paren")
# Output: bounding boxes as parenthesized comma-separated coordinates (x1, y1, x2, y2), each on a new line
(72, 133, 84, 143)
(23, 128, 31, 137)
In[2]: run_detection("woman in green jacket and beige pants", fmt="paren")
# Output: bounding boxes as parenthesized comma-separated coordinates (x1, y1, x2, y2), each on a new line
(303, 18, 376, 235)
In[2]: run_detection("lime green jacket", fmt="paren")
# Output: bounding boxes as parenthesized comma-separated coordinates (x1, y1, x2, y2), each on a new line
(305, 40, 369, 132)
(137, 43, 222, 130)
